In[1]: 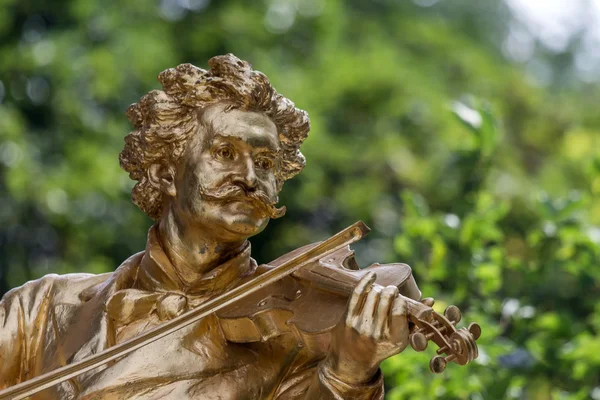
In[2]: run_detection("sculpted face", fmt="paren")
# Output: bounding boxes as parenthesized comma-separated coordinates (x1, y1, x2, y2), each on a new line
(169, 103, 282, 241)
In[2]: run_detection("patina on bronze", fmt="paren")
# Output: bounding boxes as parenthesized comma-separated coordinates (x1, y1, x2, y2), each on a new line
(0, 54, 480, 399)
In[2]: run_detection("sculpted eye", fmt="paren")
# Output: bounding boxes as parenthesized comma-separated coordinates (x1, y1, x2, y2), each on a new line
(255, 157, 274, 170)
(214, 146, 235, 161)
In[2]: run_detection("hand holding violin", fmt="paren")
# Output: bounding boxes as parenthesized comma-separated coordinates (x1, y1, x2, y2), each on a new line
(324, 271, 409, 384)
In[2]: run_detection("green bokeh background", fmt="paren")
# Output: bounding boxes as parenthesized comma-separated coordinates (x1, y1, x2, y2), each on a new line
(1, 0, 599, 398)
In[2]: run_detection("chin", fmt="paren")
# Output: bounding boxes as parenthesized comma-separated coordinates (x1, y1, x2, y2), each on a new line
(214, 212, 269, 239)
(186, 200, 269, 240)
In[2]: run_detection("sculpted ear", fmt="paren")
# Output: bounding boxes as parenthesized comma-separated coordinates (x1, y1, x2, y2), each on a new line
(148, 164, 177, 197)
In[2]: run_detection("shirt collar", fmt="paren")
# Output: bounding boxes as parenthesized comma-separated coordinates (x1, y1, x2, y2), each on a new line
(134, 225, 257, 296)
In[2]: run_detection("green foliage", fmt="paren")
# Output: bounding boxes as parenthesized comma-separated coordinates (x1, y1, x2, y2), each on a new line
(388, 102, 599, 399)
(0, 1, 599, 398)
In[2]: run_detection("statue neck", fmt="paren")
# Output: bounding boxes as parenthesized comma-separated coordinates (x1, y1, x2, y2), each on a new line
(157, 209, 247, 288)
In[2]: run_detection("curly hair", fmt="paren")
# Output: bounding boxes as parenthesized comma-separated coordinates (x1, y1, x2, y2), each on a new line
(119, 54, 310, 220)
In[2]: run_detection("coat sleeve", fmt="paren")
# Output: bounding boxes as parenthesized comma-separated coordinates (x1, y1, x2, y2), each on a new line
(0, 275, 56, 389)
(274, 357, 384, 400)
(304, 362, 384, 400)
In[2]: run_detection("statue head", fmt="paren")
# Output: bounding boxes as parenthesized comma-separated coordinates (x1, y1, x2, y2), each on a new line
(119, 54, 310, 240)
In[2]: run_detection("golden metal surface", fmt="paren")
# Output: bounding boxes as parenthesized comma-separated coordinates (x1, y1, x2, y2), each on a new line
(0, 54, 479, 399)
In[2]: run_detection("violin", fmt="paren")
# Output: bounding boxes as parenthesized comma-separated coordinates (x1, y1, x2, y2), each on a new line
(0, 221, 480, 400)
(217, 238, 481, 374)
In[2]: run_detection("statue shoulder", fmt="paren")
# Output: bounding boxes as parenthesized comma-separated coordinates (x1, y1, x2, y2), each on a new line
(1, 251, 145, 307)
(1, 272, 109, 308)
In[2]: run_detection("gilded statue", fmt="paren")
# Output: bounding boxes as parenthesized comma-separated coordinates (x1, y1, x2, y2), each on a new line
(0, 54, 480, 399)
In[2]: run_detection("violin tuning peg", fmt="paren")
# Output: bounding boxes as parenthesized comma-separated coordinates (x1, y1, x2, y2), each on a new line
(468, 322, 482, 340)
(409, 331, 428, 352)
(444, 305, 461, 324)
(430, 356, 447, 373)
(430, 354, 457, 374)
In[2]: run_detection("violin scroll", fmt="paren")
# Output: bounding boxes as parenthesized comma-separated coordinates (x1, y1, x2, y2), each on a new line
(407, 298, 481, 373)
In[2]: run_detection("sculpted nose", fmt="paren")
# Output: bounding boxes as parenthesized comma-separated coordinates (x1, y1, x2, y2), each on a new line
(234, 156, 258, 192)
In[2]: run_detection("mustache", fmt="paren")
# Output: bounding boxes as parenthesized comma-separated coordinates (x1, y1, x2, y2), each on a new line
(198, 184, 286, 219)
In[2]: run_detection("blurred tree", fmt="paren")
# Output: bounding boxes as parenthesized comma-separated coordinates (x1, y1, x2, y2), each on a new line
(0, 0, 599, 398)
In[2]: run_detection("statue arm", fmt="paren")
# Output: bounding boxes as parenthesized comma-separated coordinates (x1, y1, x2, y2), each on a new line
(0, 276, 56, 389)
(0, 288, 26, 388)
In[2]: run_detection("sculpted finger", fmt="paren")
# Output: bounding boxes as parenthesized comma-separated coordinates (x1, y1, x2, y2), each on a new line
(391, 296, 407, 316)
(347, 271, 377, 320)
(389, 296, 409, 347)
(358, 285, 382, 334)
(421, 297, 435, 307)
(374, 285, 399, 337)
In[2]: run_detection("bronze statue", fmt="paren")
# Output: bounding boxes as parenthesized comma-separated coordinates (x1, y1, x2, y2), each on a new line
(0, 54, 480, 399)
